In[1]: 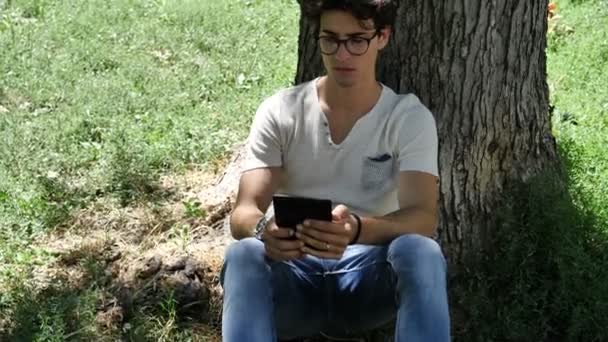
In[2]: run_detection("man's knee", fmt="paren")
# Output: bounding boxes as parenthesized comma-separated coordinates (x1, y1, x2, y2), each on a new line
(387, 234, 446, 283)
(224, 237, 266, 264)
(221, 238, 267, 286)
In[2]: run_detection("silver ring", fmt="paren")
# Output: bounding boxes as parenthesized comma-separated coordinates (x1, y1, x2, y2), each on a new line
(326, 243, 330, 251)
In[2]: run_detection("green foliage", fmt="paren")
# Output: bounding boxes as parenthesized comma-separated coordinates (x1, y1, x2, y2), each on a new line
(549, 0, 608, 224)
(106, 131, 162, 206)
(454, 166, 608, 341)
(0, 0, 298, 339)
(182, 198, 206, 219)
(0, 0, 299, 231)
(0, 265, 102, 341)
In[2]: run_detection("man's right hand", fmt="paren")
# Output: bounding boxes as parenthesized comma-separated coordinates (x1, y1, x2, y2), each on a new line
(260, 219, 305, 262)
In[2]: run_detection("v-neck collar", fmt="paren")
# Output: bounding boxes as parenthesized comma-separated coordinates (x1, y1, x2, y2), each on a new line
(311, 77, 386, 149)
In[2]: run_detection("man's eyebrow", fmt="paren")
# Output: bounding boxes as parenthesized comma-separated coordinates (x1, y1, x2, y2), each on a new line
(321, 30, 370, 37)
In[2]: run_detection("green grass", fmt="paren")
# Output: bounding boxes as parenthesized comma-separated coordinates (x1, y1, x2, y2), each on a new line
(0, 0, 298, 339)
(549, 0, 608, 223)
(454, 170, 608, 341)
(0, 0, 298, 223)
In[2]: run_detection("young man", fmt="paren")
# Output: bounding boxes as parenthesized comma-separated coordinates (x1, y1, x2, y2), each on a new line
(221, 1, 450, 341)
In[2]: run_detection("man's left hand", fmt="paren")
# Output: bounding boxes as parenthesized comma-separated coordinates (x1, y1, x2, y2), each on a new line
(295, 204, 358, 259)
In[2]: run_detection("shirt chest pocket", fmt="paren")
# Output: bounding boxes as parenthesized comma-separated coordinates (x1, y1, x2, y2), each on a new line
(361, 153, 396, 191)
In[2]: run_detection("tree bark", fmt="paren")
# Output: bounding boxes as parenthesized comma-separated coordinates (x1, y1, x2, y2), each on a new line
(295, 0, 559, 268)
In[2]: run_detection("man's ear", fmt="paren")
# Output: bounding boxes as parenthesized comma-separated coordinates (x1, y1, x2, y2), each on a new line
(377, 27, 391, 50)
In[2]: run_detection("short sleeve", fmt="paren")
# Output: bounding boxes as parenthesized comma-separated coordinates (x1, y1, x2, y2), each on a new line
(397, 104, 439, 177)
(242, 95, 283, 172)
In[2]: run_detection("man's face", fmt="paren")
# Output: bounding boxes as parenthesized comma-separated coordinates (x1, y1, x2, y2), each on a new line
(318, 10, 390, 88)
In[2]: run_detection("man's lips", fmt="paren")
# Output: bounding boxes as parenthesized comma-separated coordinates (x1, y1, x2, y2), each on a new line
(334, 67, 355, 72)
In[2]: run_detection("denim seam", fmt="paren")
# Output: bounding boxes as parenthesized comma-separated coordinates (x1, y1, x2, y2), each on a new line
(310, 261, 388, 276)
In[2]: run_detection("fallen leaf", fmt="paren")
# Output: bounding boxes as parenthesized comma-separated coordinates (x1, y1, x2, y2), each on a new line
(548, 2, 558, 19)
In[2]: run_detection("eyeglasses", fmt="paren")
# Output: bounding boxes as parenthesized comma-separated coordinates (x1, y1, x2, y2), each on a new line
(317, 32, 379, 56)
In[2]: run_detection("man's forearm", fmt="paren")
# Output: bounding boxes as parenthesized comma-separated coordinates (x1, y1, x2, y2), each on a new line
(356, 207, 437, 245)
(230, 205, 265, 240)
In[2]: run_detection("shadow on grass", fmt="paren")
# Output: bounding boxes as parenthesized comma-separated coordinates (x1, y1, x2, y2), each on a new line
(0, 257, 108, 341)
(0, 249, 216, 341)
(452, 146, 608, 342)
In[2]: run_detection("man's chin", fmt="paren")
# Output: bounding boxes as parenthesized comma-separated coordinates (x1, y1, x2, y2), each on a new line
(331, 76, 357, 88)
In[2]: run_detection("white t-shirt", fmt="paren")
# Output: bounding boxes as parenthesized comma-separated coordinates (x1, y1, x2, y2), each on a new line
(243, 78, 438, 217)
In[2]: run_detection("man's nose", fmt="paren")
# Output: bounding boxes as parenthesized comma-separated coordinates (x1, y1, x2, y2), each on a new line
(335, 43, 351, 62)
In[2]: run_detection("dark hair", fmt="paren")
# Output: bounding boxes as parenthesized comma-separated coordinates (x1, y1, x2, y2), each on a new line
(299, 0, 398, 31)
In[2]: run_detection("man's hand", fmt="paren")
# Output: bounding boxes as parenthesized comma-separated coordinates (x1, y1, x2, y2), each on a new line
(295, 205, 358, 259)
(261, 218, 305, 262)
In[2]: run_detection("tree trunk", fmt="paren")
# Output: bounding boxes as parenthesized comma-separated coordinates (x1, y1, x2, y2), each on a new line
(295, 0, 559, 268)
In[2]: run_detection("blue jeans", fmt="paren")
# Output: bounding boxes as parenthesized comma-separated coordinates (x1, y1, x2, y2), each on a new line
(220, 234, 450, 341)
